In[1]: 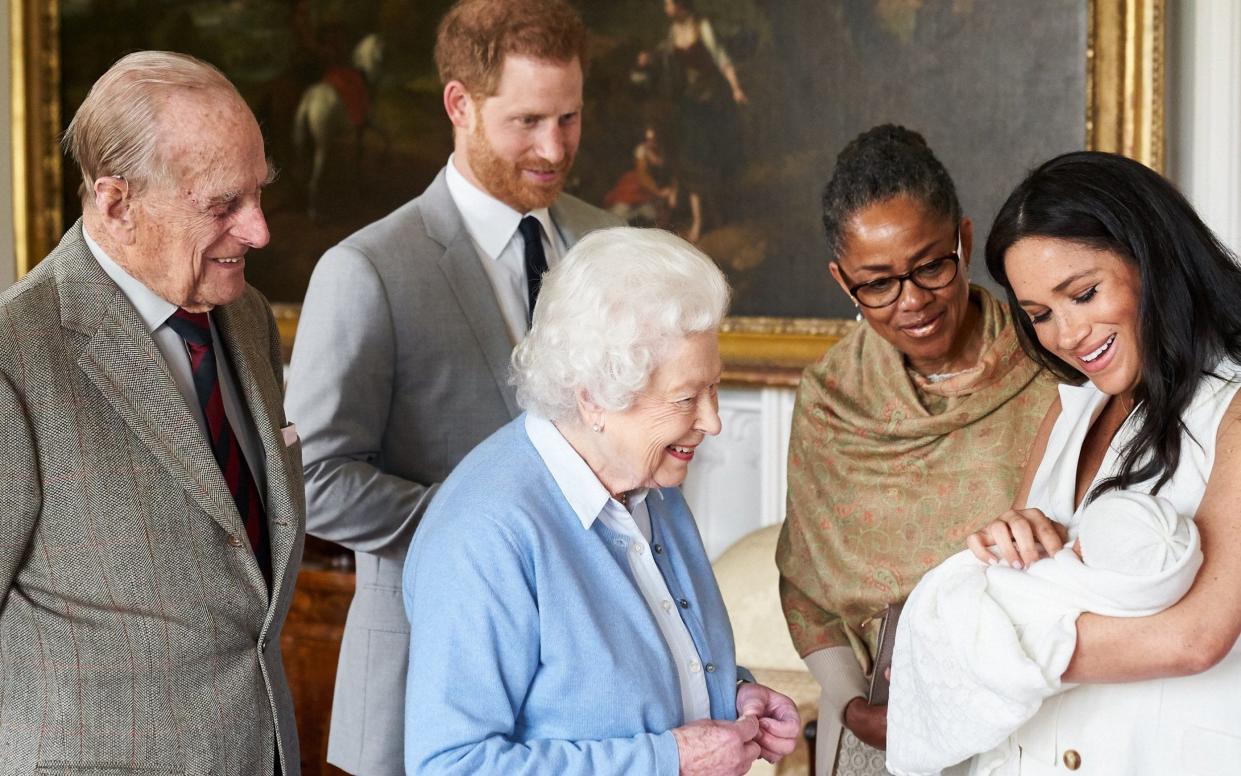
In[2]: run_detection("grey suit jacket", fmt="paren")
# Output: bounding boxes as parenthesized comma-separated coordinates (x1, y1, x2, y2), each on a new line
(285, 169, 621, 775)
(0, 223, 306, 775)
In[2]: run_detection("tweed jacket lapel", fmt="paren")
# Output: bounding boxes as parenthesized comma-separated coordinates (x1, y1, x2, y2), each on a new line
(54, 225, 255, 572)
(213, 303, 302, 605)
(423, 171, 521, 418)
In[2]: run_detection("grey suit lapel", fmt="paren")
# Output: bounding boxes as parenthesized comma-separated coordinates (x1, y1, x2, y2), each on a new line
(214, 303, 300, 601)
(56, 234, 248, 547)
(423, 171, 521, 418)
(549, 195, 599, 249)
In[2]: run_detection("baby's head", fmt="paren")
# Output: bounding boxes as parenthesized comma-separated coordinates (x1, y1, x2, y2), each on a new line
(1076, 491, 1190, 575)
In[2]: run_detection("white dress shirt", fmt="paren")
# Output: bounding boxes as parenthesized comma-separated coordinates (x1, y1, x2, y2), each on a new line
(525, 413, 712, 723)
(84, 228, 267, 498)
(444, 155, 565, 346)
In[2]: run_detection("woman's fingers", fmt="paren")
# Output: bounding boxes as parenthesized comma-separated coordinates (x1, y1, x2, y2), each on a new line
(756, 720, 799, 761)
(1007, 515, 1039, 569)
(674, 716, 765, 776)
(966, 530, 998, 563)
(1027, 507, 1068, 554)
(1011, 508, 1067, 565)
(742, 741, 762, 763)
(757, 712, 800, 740)
(734, 714, 760, 741)
(969, 508, 1066, 569)
(986, 517, 1023, 567)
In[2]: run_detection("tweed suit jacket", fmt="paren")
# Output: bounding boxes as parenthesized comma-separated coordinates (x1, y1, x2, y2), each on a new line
(284, 168, 621, 775)
(0, 223, 306, 775)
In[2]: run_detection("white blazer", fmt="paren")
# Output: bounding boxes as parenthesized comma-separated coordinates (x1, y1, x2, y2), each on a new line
(1001, 370, 1241, 775)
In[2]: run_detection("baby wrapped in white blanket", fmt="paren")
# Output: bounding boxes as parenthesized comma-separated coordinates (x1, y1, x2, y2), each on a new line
(884, 490, 1202, 776)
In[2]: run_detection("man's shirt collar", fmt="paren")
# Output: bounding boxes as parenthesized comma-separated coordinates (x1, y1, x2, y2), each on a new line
(445, 154, 555, 260)
(83, 227, 178, 331)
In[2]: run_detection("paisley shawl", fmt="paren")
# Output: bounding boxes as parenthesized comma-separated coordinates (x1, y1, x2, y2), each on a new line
(776, 288, 1057, 670)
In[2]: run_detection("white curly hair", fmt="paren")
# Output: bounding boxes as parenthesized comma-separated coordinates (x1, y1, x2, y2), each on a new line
(511, 227, 731, 422)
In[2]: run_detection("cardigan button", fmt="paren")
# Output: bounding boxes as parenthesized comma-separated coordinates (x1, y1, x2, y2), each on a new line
(678, 598, 690, 609)
(705, 663, 716, 673)
(1062, 750, 1081, 770)
(226, 534, 244, 548)
(653, 543, 664, 554)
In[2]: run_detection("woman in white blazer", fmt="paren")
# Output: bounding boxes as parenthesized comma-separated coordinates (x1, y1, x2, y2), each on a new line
(962, 151, 1241, 775)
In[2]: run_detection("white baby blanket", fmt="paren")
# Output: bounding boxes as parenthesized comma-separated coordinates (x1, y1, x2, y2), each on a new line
(885, 490, 1201, 776)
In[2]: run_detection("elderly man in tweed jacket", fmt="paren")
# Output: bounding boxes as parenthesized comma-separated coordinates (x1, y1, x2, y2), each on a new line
(0, 52, 304, 775)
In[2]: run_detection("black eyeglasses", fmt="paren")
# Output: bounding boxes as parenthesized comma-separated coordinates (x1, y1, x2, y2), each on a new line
(841, 234, 962, 309)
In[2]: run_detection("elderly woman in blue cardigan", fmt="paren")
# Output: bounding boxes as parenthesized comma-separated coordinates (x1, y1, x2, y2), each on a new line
(402, 227, 800, 775)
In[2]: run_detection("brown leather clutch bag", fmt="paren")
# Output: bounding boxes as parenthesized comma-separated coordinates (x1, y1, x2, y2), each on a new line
(866, 600, 904, 706)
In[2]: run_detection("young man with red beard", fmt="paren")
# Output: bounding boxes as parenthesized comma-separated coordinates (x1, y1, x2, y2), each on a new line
(284, 2, 620, 774)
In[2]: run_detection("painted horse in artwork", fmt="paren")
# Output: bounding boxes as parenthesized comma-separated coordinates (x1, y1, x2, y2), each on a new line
(293, 33, 388, 219)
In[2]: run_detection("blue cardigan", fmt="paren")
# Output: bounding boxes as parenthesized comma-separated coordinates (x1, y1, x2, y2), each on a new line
(402, 415, 741, 775)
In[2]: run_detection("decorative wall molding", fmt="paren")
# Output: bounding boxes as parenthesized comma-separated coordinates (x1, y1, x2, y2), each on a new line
(683, 386, 796, 560)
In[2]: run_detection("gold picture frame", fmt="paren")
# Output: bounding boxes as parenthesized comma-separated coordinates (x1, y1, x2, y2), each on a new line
(10, 0, 1165, 386)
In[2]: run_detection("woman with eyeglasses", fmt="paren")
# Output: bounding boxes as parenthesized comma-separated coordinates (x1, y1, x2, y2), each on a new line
(775, 124, 1058, 775)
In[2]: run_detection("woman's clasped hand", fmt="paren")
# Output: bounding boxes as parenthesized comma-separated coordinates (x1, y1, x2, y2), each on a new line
(674, 683, 799, 776)
(675, 683, 800, 776)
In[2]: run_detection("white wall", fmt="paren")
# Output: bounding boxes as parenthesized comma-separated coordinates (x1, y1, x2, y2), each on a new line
(681, 386, 796, 560)
(1169, 0, 1241, 254)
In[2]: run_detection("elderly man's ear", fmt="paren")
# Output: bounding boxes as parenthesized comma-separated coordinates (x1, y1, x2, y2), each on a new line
(91, 176, 138, 246)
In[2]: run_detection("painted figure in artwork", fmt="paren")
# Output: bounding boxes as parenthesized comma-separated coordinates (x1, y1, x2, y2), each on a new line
(604, 125, 679, 227)
(635, 0, 747, 244)
(293, 32, 388, 219)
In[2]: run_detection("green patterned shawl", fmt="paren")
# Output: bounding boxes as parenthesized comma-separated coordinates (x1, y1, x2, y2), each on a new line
(776, 288, 1057, 672)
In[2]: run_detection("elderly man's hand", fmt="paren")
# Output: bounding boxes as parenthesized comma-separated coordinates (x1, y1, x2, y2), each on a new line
(673, 716, 761, 776)
(736, 682, 801, 763)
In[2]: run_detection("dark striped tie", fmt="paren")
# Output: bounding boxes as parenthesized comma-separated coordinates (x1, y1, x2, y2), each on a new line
(165, 309, 271, 588)
(519, 215, 549, 323)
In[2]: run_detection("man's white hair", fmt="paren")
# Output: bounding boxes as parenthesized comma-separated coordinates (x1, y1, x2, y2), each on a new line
(511, 226, 731, 422)
(63, 50, 241, 204)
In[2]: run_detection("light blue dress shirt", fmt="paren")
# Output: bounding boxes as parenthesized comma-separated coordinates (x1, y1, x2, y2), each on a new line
(403, 414, 742, 775)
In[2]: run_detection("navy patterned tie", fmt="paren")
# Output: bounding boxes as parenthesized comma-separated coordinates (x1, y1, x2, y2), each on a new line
(519, 215, 549, 323)
(165, 309, 271, 587)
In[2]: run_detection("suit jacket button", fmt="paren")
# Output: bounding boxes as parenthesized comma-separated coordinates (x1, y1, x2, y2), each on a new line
(227, 534, 244, 548)
(1062, 749, 1081, 770)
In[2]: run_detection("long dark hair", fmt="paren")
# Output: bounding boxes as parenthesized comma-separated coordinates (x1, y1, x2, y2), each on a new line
(987, 151, 1241, 500)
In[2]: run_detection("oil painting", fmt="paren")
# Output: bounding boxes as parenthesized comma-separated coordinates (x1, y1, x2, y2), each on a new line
(13, 0, 1163, 380)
